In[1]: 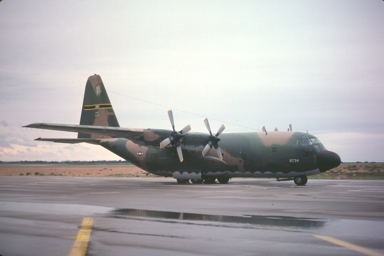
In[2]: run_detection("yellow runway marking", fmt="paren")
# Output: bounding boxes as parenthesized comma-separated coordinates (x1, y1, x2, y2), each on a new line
(314, 235, 384, 256)
(68, 218, 93, 256)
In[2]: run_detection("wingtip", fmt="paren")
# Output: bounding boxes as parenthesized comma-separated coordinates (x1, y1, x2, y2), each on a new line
(23, 123, 44, 128)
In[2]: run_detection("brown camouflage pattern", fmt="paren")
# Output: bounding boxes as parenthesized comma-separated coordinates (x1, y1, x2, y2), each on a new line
(24, 75, 341, 185)
(78, 74, 119, 138)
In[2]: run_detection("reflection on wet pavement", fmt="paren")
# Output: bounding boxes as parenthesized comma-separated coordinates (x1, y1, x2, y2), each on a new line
(106, 208, 325, 230)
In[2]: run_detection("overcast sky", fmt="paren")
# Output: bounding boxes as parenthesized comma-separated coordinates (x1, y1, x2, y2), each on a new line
(1, 0, 383, 162)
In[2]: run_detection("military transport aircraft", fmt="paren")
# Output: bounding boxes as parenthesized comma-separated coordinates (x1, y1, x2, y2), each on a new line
(24, 74, 341, 185)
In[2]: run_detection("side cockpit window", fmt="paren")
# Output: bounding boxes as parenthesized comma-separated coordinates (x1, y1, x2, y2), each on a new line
(297, 136, 310, 146)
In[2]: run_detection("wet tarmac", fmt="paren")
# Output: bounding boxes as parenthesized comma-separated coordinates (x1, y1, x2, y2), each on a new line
(0, 177, 384, 256)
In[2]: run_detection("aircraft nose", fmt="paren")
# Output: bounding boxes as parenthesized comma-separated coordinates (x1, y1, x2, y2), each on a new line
(317, 151, 341, 172)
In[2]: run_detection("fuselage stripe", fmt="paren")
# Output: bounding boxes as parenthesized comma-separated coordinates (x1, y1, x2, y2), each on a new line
(84, 103, 113, 111)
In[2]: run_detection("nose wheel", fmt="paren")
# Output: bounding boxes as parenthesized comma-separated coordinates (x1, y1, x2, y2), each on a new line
(293, 175, 308, 186)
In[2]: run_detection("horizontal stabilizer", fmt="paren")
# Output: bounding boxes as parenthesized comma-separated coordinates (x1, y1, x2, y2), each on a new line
(35, 137, 101, 145)
(24, 123, 144, 139)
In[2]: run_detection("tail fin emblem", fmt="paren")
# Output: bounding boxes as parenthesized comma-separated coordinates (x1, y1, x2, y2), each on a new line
(95, 84, 102, 95)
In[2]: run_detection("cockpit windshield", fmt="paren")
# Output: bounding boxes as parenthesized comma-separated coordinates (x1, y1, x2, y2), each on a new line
(297, 136, 326, 152)
(310, 138, 326, 152)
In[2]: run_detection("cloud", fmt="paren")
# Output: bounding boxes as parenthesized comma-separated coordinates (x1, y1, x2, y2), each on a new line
(0, 134, 12, 148)
(317, 132, 384, 162)
(0, 0, 383, 162)
(0, 120, 8, 127)
(0, 122, 38, 149)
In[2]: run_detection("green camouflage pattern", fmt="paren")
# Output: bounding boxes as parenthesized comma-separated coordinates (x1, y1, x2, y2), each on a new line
(24, 75, 341, 185)
(78, 74, 119, 138)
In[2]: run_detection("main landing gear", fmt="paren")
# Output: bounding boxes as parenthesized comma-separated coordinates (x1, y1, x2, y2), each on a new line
(177, 177, 230, 184)
(277, 175, 308, 186)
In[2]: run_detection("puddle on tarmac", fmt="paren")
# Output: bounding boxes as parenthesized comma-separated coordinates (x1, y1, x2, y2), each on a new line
(105, 208, 325, 230)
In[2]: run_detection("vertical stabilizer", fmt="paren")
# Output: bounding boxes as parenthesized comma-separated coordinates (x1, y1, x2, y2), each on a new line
(78, 74, 119, 138)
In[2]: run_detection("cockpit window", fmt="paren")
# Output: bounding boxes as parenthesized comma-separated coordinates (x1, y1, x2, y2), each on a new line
(298, 139, 310, 146)
(297, 136, 326, 152)
(310, 138, 326, 152)
(297, 136, 310, 146)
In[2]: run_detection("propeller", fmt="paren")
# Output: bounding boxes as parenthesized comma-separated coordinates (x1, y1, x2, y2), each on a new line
(202, 118, 225, 160)
(160, 110, 191, 162)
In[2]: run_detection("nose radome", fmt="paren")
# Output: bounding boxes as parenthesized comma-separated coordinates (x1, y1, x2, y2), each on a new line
(317, 151, 341, 172)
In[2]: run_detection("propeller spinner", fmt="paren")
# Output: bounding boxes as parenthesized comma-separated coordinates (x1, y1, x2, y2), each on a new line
(160, 110, 191, 162)
(202, 118, 225, 160)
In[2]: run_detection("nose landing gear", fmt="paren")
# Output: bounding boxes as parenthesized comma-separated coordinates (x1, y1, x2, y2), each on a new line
(277, 175, 308, 186)
(293, 175, 308, 186)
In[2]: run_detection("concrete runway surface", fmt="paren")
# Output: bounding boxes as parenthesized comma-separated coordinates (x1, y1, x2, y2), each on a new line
(0, 177, 384, 256)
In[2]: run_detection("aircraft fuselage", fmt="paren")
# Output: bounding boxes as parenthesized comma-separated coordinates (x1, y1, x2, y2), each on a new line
(99, 130, 340, 181)
(25, 74, 341, 186)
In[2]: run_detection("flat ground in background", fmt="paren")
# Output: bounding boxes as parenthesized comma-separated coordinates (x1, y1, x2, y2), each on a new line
(0, 162, 383, 179)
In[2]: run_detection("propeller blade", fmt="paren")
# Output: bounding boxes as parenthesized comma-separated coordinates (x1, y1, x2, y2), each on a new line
(204, 118, 212, 135)
(168, 110, 175, 131)
(180, 124, 191, 134)
(202, 118, 225, 159)
(215, 124, 225, 136)
(216, 147, 223, 160)
(176, 146, 183, 162)
(202, 143, 211, 156)
(160, 138, 171, 148)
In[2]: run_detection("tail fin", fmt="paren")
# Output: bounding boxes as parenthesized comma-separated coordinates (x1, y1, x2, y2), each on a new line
(78, 74, 119, 138)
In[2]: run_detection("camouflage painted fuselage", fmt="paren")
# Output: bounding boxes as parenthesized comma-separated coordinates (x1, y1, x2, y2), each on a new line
(99, 130, 332, 180)
(25, 74, 341, 184)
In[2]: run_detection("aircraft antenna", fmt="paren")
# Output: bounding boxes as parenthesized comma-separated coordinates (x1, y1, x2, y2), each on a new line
(262, 126, 268, 135)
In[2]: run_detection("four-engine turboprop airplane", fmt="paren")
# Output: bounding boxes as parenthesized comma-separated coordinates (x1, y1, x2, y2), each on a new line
(24, 74, 341, 185)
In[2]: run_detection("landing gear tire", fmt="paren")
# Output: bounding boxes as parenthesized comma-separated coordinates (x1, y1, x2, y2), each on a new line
(204, 177, 216, 184)
(294, 175, 307, 186)
(191, 179, 203, 184)
(217, 177, 229, 184)
(177, 179, 189, 184)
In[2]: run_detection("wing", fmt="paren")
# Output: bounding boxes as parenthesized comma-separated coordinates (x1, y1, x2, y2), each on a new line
(23, 123, 145, 140)
(24, 123, 211, 152)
